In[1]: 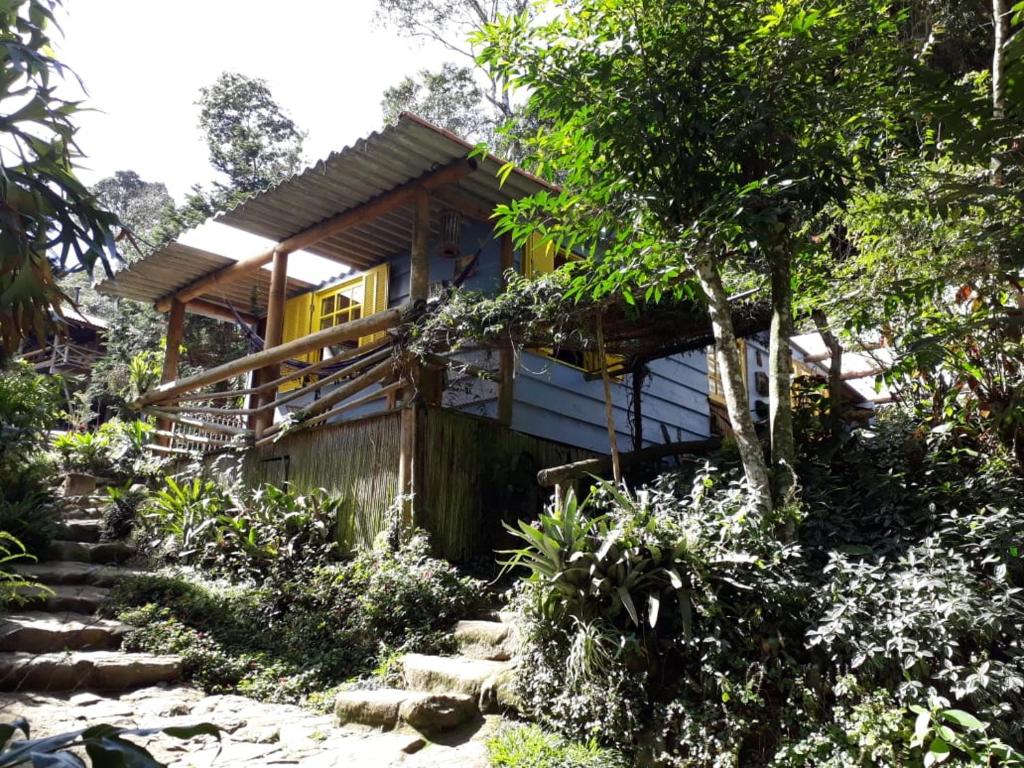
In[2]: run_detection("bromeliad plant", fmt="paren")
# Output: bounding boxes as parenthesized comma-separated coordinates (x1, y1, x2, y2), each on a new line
(0, 718, 219, 767)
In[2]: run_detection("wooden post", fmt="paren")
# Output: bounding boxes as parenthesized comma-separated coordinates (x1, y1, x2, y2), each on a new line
(255, 249, 289, 437)
(596, 315, 622, 484)
(397, 192, 430, 528)
(631, 364, 645, 452)
(498, 233, 515, 426)
(410, 189, 431, 303)
(398, 404, 418, 528)
(157, 299, 186, 446)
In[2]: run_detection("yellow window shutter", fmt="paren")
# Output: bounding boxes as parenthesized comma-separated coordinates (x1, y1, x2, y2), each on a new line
(360, 263, 390, 346)
(525, 234, 555, 278)
(279, 292, 314, 392)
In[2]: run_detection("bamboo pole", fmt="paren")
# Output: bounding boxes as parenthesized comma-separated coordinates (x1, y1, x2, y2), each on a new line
(270, 358, 394, 430)
(154, 159, 475, 312)
(255, 250, 289, 436)
(537, 438, 721, 488)
(170, 337, 391, 402)
(596, 316, 622, 484)
(143, 409, 250, 437)
(133, 306, 405, 408)
(157, 299, 187, 446)
(253, 381, 403, 447)
(410, 188, 431, 303)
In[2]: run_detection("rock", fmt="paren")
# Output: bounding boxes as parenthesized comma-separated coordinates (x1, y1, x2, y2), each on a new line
(0, 612, 126, 653)
(454, 620, 514, 661)
(479, 667, 521, 714)
(68, 692, 104, 707)
(402, 654, 509, 701)
(335, 688, 409, 729)
(10, 562, 140, 587)
(47, 540, 134, 565)
(12, 584, 111, 614)
(397, 692, 477, 732)
(61, 519, 103, 544)
(0, 651, 182, 692)
(63, 473, 97, 497)
(477, 609, 518, 625)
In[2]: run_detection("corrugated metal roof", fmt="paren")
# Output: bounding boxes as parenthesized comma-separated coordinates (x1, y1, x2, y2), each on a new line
(96, 114, 550, 313)
(217, 113, 549, 267)
(97, 242, 312, 316)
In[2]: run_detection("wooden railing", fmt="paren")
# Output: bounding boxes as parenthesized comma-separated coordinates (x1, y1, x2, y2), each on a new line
(18, 342, 102, 374)
(134, 305, 412, 454)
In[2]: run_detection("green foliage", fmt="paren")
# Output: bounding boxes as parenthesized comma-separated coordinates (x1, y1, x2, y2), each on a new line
(52, 418, 157, 480)
(507, 411, 1024, 764)
(110, 529, 482, 703)
(196, 71, 305, 196)
(0, 532, 48, 610)
(141, 478, 345, 581)
(486, 722, 627, 768)
(382, 63, 493, 141)
(0, 717, 218, 767)
(0, 0, 121, 352)
(101, 485, 146, 542)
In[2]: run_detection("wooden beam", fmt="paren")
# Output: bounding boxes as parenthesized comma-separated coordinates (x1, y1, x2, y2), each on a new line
(410, 188, 431, 302)
(184, 298, 257, 326)
(255, 250, 289, 436)
(537, 439, 722, 487)
(134, 306, 405, 407)
(155, 158, 476, 311)
(161, 300, 186, 384)
(157, 299, 186, 445)
(432, 186, 496, 223)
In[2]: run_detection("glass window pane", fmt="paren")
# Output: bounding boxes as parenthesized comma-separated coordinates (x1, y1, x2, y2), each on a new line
(321, 295, 335, 316)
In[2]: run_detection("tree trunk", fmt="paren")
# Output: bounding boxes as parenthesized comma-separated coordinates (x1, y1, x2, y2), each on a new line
(993, 0, 1009, 184)
(693, 255, 773, 514)
(768, 248, 797, 503)
(812, 309, 845, 438)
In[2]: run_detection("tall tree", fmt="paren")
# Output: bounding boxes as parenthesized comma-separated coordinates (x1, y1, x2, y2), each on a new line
(479, 0, 908, 513)
(92, 171, 175, 251)
(196, 72, 305, 197)
(0, 0, 121, 355)
(382, 62, 493, 141)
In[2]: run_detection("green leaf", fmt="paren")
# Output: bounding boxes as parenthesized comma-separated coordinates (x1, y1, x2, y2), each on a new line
(939, 709, 986, 731)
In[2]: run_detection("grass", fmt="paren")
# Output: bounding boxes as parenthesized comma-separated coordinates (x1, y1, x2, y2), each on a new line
(487, 723, 628, 768)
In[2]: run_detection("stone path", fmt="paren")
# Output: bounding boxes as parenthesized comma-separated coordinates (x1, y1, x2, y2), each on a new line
(0, 684, 496, 766)
(0, 473, 516, 764)
(0, 474, 182, 693)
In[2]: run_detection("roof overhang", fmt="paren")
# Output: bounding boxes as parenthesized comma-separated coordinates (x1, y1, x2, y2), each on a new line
(96, 114, 551, 316)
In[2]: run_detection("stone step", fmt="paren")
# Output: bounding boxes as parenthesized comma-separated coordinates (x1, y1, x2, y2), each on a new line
(60, 519, 103, 544)
(47, 540, 134, 565)
(0, 651, 181, 692)
(454, 620, 514, 661)
(477, 609, 517, 624)
(61, 473, 98, 498)
(402, 654, 510, 713)
(0, 612, 126, 653)
(334, 687, 478, 733)
(11, 562, 139, 587)
(13, 584, 111, 614)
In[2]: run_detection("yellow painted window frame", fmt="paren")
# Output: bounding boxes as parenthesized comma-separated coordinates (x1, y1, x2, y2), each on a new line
(707, 340, 748, 405)
(524, 234, 623, 376)
(278, 263, 389, 392)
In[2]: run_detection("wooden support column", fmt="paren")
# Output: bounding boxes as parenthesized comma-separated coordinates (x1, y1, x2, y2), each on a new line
(410, 188, 431, 303)
(497, 233, 515, 426)
(157, 299, 186, 445)
(596, 315, 622, 484)
(255, 249, 289, 437)
(398, 192, 431, 528)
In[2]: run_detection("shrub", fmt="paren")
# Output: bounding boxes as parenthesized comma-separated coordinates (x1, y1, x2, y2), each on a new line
(0, 532, 49, 610)
(487, 722, 628, 768)
(505, 410, 1024, 765)
(101, 485, 147, 541)
(52, 418, 161, 480)
(140, 478, 345, 581)
(108, 530, 483, 703)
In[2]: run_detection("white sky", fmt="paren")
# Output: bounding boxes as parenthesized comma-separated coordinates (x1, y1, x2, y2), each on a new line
(58, 0, 452, 202)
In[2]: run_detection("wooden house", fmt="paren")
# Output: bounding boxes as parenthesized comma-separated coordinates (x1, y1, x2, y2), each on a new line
(96, 115, 878, 561)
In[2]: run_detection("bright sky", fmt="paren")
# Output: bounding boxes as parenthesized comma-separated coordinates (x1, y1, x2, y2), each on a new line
(58, 0, 452, 202)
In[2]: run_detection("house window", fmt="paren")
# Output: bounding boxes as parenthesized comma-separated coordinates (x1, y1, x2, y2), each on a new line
(707, 341, 747, 404)
(278, 263, 389, 392)
(524, 234, 622, 375)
